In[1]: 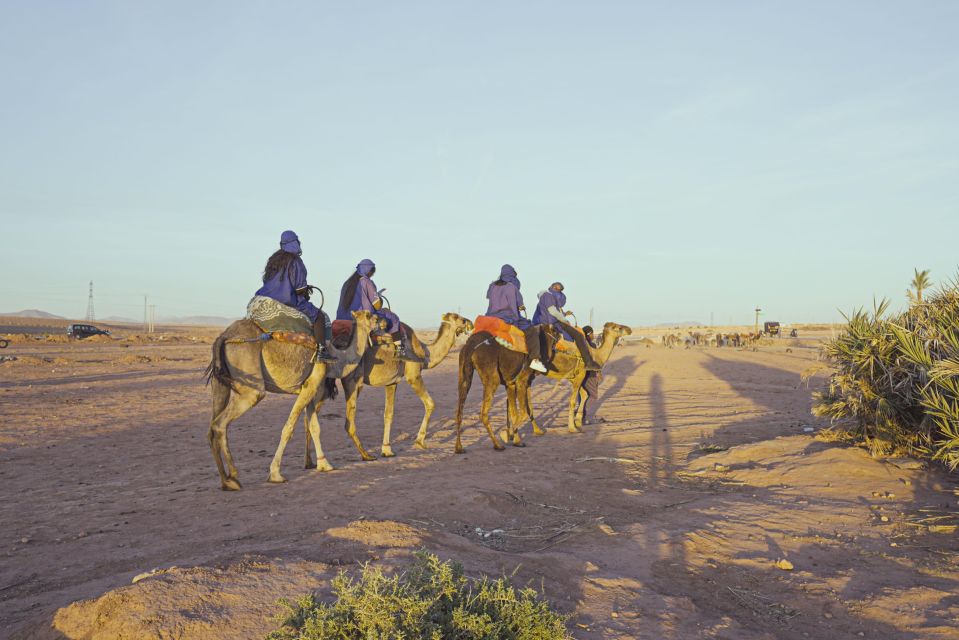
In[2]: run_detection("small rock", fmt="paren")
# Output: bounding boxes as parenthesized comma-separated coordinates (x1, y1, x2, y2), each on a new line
(871, 491, 880, 497)
(774, 559, 794, 571)
(19, 537, 29, 544)
(611, 611, 619, 618)
(880, 516, 889, 522)
(824, 612, 833, 619)
(714, 463, 730, 472)
(803, 427, 815, 433)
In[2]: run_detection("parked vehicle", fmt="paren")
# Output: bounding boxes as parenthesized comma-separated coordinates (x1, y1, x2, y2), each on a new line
(763, 321, 781, 337)
(67, 323, 110, 339)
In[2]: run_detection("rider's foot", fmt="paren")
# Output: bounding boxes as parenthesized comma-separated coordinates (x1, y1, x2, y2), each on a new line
(529, 359, 547, 373)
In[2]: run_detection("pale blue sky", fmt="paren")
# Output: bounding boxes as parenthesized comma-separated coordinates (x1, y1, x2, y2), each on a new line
(1, 1, 957, 326)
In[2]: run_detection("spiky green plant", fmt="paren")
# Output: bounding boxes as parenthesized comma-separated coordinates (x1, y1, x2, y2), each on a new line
(266, 551, 572, 640)
(814, 273, 959, 470)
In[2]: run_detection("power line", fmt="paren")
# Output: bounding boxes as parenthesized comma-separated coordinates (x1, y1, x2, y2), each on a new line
(85, 281, 95, 321)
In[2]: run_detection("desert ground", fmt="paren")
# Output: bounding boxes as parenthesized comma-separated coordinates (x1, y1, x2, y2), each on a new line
(1, 319, 958, 639)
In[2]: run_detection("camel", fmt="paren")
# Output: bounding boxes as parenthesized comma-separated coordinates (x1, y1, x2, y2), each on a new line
(454, 325, 560, 453)
(303, 312, 474, 465)
(527, 322, 633, 433)
(205, 309, 377, 490)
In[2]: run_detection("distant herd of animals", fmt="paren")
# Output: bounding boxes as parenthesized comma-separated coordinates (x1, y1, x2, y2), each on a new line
(661, 331, 765, 349)
(204, 308, 632, 491)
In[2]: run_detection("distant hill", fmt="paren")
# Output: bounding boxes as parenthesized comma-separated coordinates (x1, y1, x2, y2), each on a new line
(1, 309, 67, 319)
(159, 315, 237, 327)
(101, 316, 140, 324)
(654, 321, 704, 328)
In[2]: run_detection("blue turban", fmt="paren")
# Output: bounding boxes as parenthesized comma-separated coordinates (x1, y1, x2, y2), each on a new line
(357, 259, 376, 276)
(280, 230, 301, 256)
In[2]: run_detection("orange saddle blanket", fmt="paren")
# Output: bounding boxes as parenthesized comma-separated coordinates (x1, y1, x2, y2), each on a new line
(473, 316, 528, 353)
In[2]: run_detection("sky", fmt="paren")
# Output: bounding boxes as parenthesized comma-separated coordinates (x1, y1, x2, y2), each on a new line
(1, 1, 957, 327)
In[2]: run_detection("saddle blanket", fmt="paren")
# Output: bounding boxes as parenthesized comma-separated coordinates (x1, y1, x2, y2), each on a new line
(473, 315, 527, 353)
(246, 296, 312, 334)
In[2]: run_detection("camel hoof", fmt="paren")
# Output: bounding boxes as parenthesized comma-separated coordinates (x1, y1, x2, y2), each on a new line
(268, 473, 287, 483)
(360, 453, 377, 462)
(414, 438, 428, 450)
(381, 447, 395, 458)
(455, 445, 465, 454)
(511, 440, 526, 448)
(221, 477, 242, 491)
(316, 459, 334, 472)
(304, 461, 316, 469)
(568, 427, 582, 434)
(493, 443, 505, 451)
(533, 427, 546, 436)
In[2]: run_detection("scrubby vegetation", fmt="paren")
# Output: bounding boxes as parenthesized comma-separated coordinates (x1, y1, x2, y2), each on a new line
(267, 551, 571, 640)
(812, 270, 959, 470)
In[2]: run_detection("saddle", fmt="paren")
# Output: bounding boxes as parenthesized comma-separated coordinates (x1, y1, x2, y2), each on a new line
(331, 319, 393, 349)
(473, 316, 528, 353)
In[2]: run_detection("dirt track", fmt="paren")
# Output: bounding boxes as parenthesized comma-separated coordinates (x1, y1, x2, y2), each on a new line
(2, 334, 958, 639)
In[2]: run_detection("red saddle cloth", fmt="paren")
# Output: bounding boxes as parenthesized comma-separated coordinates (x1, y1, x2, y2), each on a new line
(331, 320, 354, 348)
(473, 316, 528, 353)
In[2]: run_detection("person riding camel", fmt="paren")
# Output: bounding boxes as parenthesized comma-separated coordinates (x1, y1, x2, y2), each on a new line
(254, 230, 336, 362)
(485, 264, 549, 373)
(533, 282, 602, 371)
(336, 259, 423, 363)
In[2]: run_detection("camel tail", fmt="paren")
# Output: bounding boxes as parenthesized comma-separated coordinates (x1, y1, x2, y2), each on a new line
(204, 334, 233, 387)
(456, 348, 475, 421)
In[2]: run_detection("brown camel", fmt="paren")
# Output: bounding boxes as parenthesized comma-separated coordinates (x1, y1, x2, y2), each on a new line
(205, 310, 377, 490)
(303, 312, 474, 465)
(528, 322, 633, 433)
(454, 325, 560, 453)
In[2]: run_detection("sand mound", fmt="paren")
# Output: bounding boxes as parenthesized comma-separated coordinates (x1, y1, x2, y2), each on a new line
(46, 558, 331, 640)
(82, 334, 114, 343)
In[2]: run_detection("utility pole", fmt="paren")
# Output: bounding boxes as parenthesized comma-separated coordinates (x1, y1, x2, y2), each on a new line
(754, 307, 762, 332)
(85, 281, 95, 321)
(143, 295, 148, 333)
(148, 305, 156, 333)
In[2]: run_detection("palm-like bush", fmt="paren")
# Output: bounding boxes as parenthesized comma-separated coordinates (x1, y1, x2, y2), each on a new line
(267, 551, 571, 639)
(814, 272, 959, 470)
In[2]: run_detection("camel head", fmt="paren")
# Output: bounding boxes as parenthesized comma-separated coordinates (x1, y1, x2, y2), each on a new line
(441, 312, 474, 336)
(351, 310, 378, 334)
(602, 322, 633, 346)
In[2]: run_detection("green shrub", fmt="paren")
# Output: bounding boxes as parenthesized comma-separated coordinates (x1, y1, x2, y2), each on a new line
(267, 551, 572, 640)
(812, 272, 959, 469)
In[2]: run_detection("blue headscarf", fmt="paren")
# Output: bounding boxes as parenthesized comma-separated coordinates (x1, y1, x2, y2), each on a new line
(280, 230, 301, 256)
(357, 258, 376, 277)
(551, 282, 566, 307)
(499, 264, 520, 289)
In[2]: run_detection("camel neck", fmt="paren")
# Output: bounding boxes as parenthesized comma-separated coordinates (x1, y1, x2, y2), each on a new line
(422, 320, 459, 369)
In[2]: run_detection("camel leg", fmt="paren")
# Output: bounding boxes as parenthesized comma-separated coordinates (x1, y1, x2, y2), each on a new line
(269, 384, 319, 483)
(342, 377, 376, 461)
(407, 373, 434, 450)
(305, 400, 334, 472)
(208, 383, 263, 491)
(304, 406, 315, 469)
(381, 384, 397, 457)
(510, 378, 535, 445)
(504, 385, 526, 447)
(574, 386, 588, 428)
(524, 383, 546, 436)
(479, 378, 505, 451)
(455, 354, 475, 454)
(568, 374, 587, 433)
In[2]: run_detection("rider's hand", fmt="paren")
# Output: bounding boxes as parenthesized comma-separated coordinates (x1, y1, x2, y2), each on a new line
(519, 305, 526, 311)
(565, 310, 574, 316)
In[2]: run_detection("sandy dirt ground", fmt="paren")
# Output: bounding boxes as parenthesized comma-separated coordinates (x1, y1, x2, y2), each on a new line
(1, 327, 958, 639)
